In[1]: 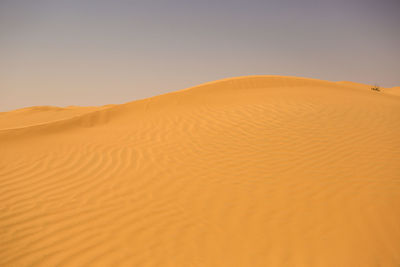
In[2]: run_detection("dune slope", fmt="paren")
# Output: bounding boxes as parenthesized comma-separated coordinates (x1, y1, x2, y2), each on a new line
(0, 105, 113, 130)
(385, 86, 400, 97)
(1, 76, 400, 267)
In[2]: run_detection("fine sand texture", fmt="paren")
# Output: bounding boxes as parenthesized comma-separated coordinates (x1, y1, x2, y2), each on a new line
(385, 86, 400, 97)
(1, 76, 400, 266)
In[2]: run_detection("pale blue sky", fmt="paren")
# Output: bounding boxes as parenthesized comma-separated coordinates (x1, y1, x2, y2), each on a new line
(1, 0, 399, 111)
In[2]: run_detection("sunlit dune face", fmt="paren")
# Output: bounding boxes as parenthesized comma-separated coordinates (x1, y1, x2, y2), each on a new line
(1, 76, 399, 266)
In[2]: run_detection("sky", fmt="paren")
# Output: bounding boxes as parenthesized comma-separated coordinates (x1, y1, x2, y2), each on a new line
(1, 0, 399, 111)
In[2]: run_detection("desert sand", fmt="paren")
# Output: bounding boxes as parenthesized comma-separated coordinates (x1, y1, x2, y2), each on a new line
(1, 76, 399, 266)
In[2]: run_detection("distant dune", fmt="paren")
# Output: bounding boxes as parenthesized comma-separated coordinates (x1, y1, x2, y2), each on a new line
(1, 76, 399, 266)
(0, 105, 114, 130)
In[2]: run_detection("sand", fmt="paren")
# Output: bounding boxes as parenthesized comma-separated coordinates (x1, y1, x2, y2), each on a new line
(1, 76, 399, 266)
(0, 105, 113, 130)
(385, 86, 400, 97)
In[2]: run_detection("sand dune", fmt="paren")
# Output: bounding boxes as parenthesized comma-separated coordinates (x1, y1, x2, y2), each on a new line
(385, 86, 400, 97)
(0, 105, 114, 130)
(1, 76, 399, 266)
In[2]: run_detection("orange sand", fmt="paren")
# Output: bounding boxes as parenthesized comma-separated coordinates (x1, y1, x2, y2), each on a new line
(1, 76, 399, 266)
(385, 86, 400, 97)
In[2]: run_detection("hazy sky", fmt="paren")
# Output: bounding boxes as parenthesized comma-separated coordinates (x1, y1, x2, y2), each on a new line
(1, 0, 399, 111)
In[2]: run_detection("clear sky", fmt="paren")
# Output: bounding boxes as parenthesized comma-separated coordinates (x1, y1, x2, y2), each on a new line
(1, 0, 399, 111)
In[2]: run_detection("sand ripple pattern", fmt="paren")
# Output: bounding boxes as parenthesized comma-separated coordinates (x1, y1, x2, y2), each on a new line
(1, 76, 400, 266)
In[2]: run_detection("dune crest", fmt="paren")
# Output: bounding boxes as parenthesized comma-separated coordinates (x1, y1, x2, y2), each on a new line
(1, 76, 397, 132)
(0, 105, 114, 131)
(1, 76, 400, 266)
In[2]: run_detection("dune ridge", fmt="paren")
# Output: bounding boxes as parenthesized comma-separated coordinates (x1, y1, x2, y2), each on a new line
(1, 76, 400, 266)
(0, 76, 397, 133)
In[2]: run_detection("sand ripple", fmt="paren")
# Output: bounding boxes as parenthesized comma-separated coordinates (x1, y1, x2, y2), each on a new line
(1, 76, 400, 266)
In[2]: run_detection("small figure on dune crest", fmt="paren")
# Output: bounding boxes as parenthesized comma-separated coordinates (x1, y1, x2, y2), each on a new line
(371, 84, 381, 92)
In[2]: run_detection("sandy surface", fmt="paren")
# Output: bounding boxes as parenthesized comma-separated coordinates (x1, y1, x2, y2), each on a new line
(385, 86, 400, 97)
(0, 105, 114, 130)
(1, 76, 399, 266)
